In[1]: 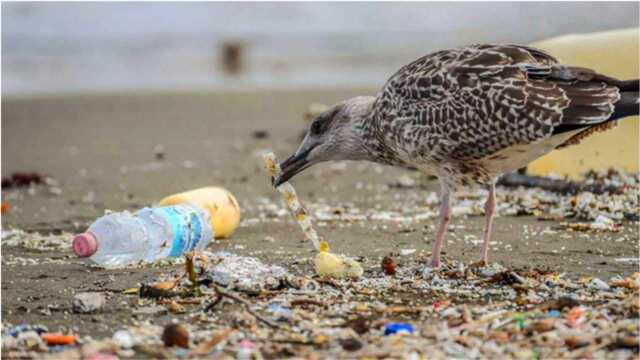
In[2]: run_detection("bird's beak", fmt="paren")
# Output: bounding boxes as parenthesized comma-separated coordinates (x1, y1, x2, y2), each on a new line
(273, 148, 313, 187)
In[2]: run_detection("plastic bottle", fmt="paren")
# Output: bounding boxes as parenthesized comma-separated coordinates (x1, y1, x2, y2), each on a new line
(158, 187, 240, 238)
(72, 204, 213, 268)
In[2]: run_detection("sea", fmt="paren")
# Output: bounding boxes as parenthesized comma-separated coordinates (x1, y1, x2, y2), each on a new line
(2, 2, 638, 97)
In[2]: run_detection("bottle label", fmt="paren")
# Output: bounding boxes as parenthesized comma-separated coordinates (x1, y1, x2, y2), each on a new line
(156, 205, 205, 257)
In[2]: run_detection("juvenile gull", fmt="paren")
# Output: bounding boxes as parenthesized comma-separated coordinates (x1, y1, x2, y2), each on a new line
(274, 44, 639, 269)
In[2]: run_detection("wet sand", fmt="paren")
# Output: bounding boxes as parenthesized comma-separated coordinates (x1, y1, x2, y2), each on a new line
(2, 90, 638, 339)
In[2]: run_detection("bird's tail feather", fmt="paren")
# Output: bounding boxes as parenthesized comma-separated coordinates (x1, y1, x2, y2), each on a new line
(611, 92, 639, 121)
(553, 78, 638, 136)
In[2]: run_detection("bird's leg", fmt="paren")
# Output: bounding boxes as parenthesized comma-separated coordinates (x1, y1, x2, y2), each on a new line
(478, 182, 496, 266)
(429, 186, 451, 268)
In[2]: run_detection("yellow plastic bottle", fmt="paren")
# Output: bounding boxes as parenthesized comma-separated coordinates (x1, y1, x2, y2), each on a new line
(159, 187, 241, 239)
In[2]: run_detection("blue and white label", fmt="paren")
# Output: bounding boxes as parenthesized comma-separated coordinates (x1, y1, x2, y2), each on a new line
(156, 205, 206, 257)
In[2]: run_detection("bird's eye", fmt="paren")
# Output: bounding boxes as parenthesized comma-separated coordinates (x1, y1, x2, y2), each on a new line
(310, 121, 322, 135)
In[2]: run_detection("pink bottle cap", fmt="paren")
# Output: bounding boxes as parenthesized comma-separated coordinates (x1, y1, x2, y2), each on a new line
(73, 232, 98, 258)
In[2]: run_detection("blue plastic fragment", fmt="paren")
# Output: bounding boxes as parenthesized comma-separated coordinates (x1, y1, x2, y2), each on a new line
(8, 324, 47, 337)
(548, 310, 561, 318)
(267, 303, 293, 321)
(384, 322, 414, 335)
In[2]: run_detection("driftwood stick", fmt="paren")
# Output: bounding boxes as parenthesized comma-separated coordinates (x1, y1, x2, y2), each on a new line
(211, 284, 282, 329)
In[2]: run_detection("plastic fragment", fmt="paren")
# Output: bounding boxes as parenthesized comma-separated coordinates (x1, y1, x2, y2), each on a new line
(263, 151, 321, 251)
(86, 353, 119, 360)
(547, 310, 561, 318)
(384, 323, 415, 335)
(41, 333, 77, 346)
(112, 329, 135, 349)
(314, 241, 363, 279)
(72, 292, 106, 313)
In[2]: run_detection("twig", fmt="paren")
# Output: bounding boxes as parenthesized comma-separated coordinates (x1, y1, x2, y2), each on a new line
(211, 284, 282, 329)
(290, 298, 326, 308)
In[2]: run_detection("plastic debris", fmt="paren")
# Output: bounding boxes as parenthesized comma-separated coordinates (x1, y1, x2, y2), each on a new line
(72, 292, 106, 313)
(112, 329, 136, 349)
(267, 303, 294, 322)
(8, 324, 48, 337)
(400, 248, 417, 256)
(384, 323, 415, 335)
(202, 251, 288, 292)
(588, 277, 611, 291)
(236, 339, 257, 360)
(263, 151, 321, 250)
(88, 353, 120, 360)
(158, 186, 241, 239)
(314, 241, 363, 279)
(41, 333, 77, 346)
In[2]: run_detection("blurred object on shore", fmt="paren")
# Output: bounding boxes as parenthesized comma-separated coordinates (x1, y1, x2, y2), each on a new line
(527, 28, 639, 180)
(304, 103, 330, 122)
(220, 41, 245, 75)
(2, 172, 44, 188)
(497, 171, 625, 195)
(159, 187, 241, 239)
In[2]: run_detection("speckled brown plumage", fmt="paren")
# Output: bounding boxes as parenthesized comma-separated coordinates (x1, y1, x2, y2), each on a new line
(359, 44, 634, 188)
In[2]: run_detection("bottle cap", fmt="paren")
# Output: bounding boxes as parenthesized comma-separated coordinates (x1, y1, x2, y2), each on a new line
(73, 232, 98, 257)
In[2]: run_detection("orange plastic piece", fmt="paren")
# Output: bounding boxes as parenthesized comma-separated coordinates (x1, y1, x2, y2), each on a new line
(1, 202, 9, 214)
(565, 307, 584, 328)
(42, 333, 77, 346)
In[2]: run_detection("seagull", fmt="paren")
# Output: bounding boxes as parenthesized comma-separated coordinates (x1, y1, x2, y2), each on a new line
(273, 44, 639, 269)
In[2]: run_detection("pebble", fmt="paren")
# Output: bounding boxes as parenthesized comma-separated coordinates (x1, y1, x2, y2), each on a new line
(162, 324, 189, 348)
(530, 318, 555, 333)
(565, 335, 592, 349)
(381, 256, 397, 275)
(340, 337, 363, 351)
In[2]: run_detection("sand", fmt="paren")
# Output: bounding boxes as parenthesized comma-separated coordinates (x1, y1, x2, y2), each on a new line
(2, 89, 638, 340)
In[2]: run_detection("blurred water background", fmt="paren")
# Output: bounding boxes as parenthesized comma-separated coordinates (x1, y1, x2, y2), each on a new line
(3, 2, 639, 97)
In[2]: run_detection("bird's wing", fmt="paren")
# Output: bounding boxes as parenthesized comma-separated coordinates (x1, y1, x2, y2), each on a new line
(373, 44, 624, 162)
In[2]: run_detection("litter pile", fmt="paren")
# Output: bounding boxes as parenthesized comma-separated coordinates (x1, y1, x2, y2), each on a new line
(3, 251, 638, 359)
(241, 169, 638, 233)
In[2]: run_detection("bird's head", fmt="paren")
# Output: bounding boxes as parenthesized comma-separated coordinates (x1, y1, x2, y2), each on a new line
(274, 96, 375, 186)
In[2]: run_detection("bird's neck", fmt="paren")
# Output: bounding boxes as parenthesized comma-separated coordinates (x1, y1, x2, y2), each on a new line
(354, 103, 401, 166)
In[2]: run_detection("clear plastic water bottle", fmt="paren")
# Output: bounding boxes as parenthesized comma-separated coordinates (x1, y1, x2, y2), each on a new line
(72, 204, 213, 268)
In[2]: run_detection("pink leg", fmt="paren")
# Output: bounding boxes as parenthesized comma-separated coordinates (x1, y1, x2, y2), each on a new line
(430, 187, 451, 268)
(479, 183, 496, 265)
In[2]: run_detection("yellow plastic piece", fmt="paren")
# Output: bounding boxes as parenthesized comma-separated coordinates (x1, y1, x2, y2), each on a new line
(159, 187, 241, 239)
(526, 28, 639, 180)
(314, 240, 363, 279)
(319, 241, 330, 253)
